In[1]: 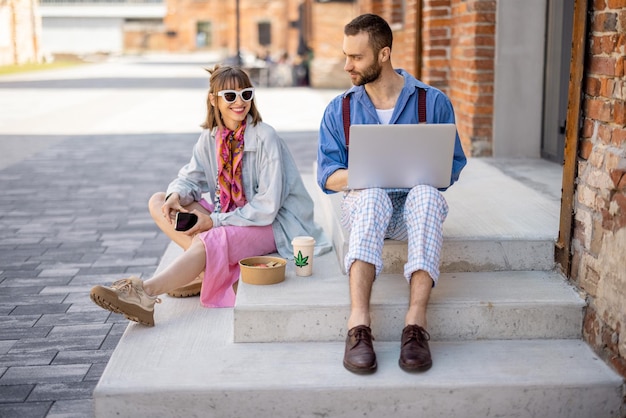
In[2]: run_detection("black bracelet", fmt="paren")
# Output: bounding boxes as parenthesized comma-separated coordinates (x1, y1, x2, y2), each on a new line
(165, 193, 173, 202)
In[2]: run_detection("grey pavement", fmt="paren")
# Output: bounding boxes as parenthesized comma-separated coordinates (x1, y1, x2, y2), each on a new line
(0, 54, 342, 418)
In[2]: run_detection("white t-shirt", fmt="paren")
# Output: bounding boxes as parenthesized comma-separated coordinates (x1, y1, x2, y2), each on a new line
(376, 108, 394, 125)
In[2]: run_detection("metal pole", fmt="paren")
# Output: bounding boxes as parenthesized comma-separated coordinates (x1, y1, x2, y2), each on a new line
(236, 0, 241, 66)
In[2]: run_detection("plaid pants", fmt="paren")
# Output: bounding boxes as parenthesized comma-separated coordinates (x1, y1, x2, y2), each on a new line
(340, 186, 449, 285)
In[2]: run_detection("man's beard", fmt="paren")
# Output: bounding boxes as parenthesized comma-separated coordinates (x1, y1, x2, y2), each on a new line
(352, 61, 382, 86)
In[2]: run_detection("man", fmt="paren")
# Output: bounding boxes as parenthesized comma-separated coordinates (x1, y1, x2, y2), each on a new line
(316, 14, 466, 374)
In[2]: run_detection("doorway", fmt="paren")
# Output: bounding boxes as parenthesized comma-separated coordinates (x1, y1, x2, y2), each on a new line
(541, 0, 574, 163)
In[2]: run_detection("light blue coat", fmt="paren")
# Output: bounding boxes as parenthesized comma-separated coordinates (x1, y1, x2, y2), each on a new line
(166, 116, 332, 259)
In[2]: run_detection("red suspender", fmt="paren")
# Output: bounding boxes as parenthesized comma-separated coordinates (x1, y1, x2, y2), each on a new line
(342, 88, 426, 149)
(342, 93, 351, 148)
(417, 88, 426, 123)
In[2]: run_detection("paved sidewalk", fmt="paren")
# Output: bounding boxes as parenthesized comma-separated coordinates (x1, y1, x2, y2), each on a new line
(0, 54, 342, 418)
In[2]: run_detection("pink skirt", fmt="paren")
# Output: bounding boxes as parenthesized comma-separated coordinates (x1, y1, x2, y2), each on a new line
(197, 200, 277, 308)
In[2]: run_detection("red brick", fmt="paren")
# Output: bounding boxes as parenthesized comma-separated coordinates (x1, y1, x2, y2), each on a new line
(585, 76, 602, 96)
(610, 169, 626, 189)
(590, 34, 619, 54)
(580, 139, 594, 160)
(589, 55, 618, 76)
(615, 101, 626, 125)
(593, 0, 607, 9)
(591, 11, 618, 32)
(612, 128, 626, 145)
(585, 97, 613, 122)
(607, 0, 626, 8)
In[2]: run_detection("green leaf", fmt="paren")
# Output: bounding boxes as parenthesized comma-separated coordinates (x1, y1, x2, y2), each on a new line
(294, 250, 309, 268)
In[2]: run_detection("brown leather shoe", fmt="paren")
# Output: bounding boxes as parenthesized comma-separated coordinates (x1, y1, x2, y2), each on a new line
(167, 280, 201, 298)
(343, 325, 377, 374)
(399, 324, 432, 372)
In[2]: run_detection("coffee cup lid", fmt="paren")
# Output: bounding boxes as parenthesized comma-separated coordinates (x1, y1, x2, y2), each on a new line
(291, 236, 315, 246)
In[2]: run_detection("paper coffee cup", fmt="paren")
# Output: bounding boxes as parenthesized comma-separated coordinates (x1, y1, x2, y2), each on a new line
(291, 236, 315, 276)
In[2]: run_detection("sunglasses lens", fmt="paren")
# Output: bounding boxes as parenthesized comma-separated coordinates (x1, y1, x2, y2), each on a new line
(223, 92, 237, 102)
(241, 90, 253, 101)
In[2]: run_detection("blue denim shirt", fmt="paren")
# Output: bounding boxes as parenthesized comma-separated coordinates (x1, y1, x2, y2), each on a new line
(166, 116, 332, 259)
(316, 69, 467, 194)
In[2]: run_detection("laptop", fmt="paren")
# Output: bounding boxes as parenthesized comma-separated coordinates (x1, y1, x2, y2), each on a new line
(347, 124, 456, 190)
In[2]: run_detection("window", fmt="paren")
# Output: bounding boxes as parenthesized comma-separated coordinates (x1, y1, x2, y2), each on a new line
(196, 21, 212, 48)
(258, 22, 271, 46)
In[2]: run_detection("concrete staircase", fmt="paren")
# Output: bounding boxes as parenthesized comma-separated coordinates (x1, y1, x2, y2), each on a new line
(93, 159, 624, 417)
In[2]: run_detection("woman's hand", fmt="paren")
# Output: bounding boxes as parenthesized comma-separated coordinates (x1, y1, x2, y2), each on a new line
(182, 210, 213, 236)
(161, 193, 184, 226)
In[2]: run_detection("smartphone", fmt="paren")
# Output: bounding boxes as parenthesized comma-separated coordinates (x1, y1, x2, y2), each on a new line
(175, 212, 198, 232)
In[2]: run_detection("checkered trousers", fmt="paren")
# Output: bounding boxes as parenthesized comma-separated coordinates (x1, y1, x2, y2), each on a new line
(340, 186, 449, 285)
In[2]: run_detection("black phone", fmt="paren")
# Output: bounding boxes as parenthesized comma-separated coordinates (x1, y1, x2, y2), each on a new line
(175, 212, 198, 231)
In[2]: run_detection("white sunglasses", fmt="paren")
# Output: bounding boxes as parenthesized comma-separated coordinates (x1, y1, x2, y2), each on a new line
(216, 88, 255, 104)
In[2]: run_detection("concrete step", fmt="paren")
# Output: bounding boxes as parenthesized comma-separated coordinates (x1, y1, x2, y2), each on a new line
(94, 304, 623, 418)
(233, 251, 585, 343)
(314, 158, 561, 274)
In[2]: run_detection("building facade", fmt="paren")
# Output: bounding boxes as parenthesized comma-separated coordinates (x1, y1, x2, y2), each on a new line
(0, 0, 42, 65)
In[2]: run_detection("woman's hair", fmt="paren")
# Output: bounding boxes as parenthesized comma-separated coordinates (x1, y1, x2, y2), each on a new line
(344, 14, 393, 56)
(202, 64, 262, 130)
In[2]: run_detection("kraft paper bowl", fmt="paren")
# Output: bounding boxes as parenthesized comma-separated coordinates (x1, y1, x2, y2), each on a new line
(239, 256, 287, 285)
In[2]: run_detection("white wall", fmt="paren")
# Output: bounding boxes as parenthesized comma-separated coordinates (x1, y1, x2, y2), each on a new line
(41, 17, 123, 55)
(493, 0, 547, 157)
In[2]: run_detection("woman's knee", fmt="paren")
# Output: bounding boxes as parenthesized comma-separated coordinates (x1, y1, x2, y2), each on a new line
(148, 192, 166, 219)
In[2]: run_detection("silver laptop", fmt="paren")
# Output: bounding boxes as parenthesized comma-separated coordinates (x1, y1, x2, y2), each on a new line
(347, 124, 456, 189)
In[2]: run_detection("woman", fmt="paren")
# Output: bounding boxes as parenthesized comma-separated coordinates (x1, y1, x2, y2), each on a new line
(90, 64, 331, 326)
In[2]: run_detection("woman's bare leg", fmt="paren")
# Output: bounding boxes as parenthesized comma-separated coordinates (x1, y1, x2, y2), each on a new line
(142, 237, 206, 296)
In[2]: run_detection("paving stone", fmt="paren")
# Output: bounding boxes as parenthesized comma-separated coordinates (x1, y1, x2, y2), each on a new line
(46, 398, 94, 418)
(9, 335, 105, 354)
(10, 304, 70, 316)
(46, 324, 111, 339)
(52, 349, 114, 365)
(0, 400, 51, 418)
(37, 269, 80, 278)
(0, 351, 57, 367)
(84, 363, 106, 382)
(35, 311, 110, 327)
(0, 383, 33, 402)
(0, 324, 53, 340)
(0, 340, 16, 355)
(0, 314, 40, 328)
(27, 381, 98, 402)
(0, 277, 71, 287)
(0, 294, 66, 306)
(0, 364, 90, 385)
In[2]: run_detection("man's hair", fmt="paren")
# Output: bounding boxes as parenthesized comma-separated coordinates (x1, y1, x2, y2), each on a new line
(202, 64, 262, 130)
(344, 14, 393, 55)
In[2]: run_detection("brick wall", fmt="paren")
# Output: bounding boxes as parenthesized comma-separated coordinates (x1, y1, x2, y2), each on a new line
(163, 0, 300, 60)
(448, 0, 495, 157)
(357, 0, 495, 156)
(421, 0, 451, 93)
(571, 1, 626, 378)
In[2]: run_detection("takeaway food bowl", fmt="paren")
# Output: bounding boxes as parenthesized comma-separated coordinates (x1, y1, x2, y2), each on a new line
(239, 256, 287, 285)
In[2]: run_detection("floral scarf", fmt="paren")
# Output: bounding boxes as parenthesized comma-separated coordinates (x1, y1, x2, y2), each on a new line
(215, 121, 247, 213)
